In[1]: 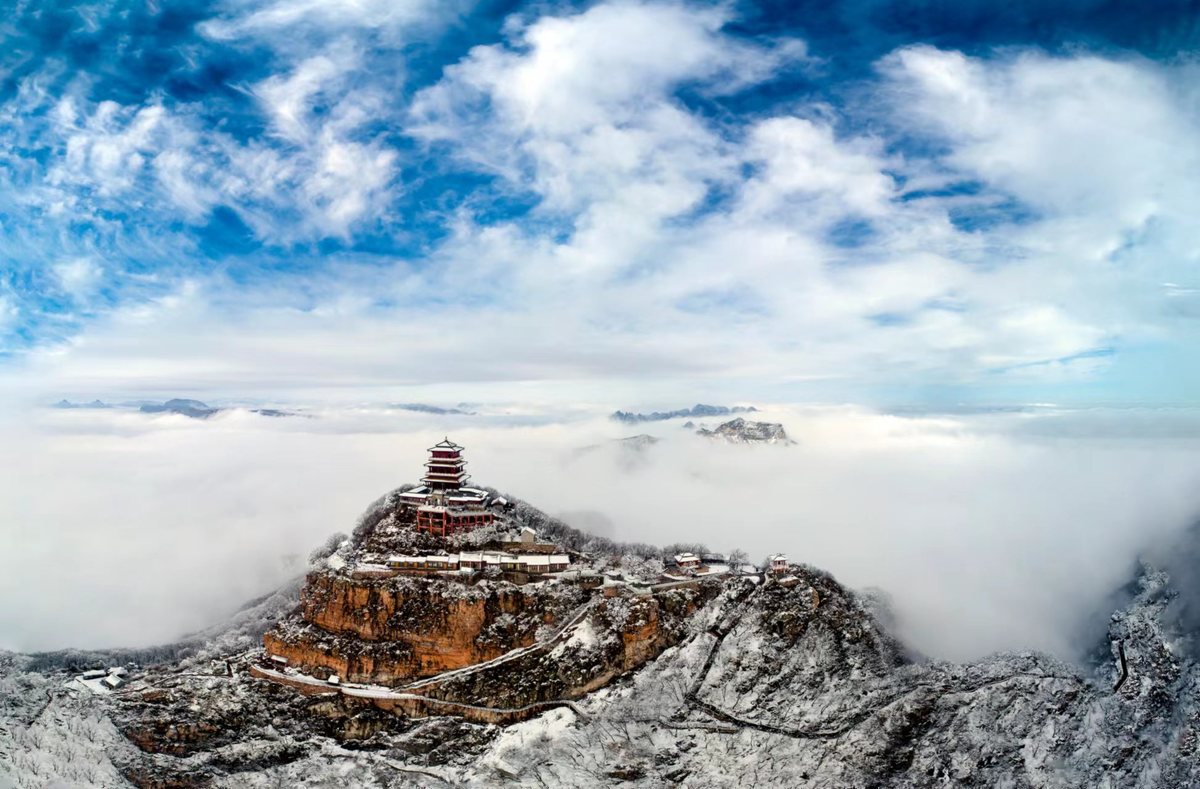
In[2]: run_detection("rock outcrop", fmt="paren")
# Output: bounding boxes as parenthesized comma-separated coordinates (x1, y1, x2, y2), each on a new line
(263, 572, 585, 684)
(697, 417, 793, 444)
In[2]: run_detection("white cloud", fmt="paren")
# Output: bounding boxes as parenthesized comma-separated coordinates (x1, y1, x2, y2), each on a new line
(880, 46, 1196, 221)
(38, 67, 399, 242)
(200, 0, 462, 42)
(878, 45, 1200, 343)
(402, 5, 1171, 394)
(411, 1, 805, 218)
(0, 294, 17, 334)
(742, 117, 896, 218)
(52, 257, 104, 300)
(5, 2, 1200, 400)
(50, 100, 166, 197)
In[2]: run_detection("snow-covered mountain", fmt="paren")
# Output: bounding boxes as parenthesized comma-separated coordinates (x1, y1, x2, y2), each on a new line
(4, 502, 1199, 787)
(696, 417, 793, 445)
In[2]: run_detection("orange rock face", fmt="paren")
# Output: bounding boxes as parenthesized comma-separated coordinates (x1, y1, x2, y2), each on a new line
(263, 571, 580, 684)
(618, 598, 664, 671)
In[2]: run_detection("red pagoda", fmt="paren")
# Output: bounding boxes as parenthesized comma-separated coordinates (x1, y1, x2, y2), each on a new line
(422, 438, 471, 490)
(412, 438, 495, 537)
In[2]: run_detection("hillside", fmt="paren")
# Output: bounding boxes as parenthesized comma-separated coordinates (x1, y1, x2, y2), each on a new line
(2, 491, 1199, 787)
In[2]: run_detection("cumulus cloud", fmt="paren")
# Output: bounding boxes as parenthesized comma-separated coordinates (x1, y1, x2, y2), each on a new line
(410, 1, 805, 220)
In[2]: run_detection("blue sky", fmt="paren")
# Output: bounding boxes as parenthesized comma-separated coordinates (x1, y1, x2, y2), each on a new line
(2, 0, 1200, 406)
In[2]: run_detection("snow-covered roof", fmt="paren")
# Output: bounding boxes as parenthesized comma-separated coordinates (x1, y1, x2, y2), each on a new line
(428, 437, 464, 451)
(383, 550, 570, 572)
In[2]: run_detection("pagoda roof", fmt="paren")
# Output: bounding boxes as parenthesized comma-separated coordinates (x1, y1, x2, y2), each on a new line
(428, 437, 464, 451)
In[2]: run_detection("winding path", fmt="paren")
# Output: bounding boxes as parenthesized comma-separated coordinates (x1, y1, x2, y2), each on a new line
(679, 586, 1082, 741)
(400, 598, 597, 692)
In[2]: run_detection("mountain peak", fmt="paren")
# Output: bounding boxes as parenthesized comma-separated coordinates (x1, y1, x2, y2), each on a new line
(697, 417, 794, 445)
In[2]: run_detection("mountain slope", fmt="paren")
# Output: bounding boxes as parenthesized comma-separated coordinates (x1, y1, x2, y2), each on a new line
(4, 512, 1200, 787)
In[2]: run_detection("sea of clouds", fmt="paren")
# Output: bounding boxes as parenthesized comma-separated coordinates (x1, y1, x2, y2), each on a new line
(2, 401, 1199, 664)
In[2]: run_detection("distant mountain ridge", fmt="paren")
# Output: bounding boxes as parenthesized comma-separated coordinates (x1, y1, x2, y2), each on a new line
(53, 399, 111, 409)
(140, 399, 221, 419)
(611, 403, 757, 423)
(52, 398, 301, 419)
(390, 403, 476, 415)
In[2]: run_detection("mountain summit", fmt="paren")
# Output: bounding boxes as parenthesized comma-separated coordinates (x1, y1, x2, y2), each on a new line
(697, 417, 793, 445)
(4, 444, 1200, 787)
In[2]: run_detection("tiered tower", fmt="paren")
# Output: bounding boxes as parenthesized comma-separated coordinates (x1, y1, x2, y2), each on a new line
(422, 438, 469, 490)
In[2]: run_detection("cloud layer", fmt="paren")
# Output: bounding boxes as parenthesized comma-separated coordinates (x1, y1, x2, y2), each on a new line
(3, 404, 1199, 663)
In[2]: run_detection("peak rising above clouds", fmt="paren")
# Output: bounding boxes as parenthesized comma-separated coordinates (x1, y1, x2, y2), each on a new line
(3, 402, 1199, 665)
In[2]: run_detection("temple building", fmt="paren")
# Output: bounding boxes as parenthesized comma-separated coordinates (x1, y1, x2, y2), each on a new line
(405, 438, 495, 536)
(423, 438, 471, 490)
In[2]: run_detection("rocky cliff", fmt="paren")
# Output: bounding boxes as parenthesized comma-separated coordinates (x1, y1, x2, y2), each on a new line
(414, 584, 723, 710)
(263, 572, 586, 684)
